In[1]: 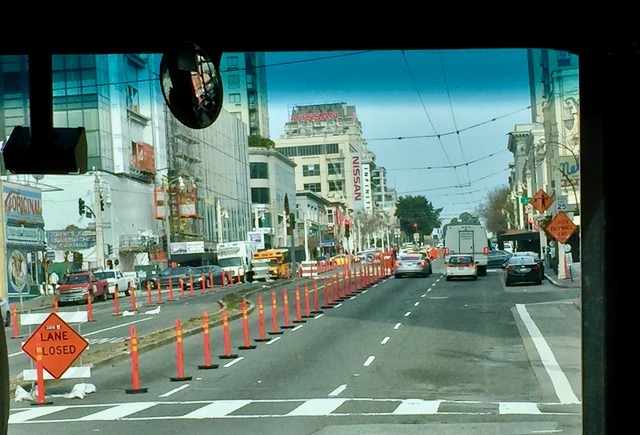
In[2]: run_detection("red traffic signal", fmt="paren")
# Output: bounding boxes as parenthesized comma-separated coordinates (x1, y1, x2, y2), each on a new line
(413, 222, 418, 229)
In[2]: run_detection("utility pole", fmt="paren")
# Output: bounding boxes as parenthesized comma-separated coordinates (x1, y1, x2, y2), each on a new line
(303, 215, 309, 261)
(94, 173, 105, 269)
(216, 199, 223, 243)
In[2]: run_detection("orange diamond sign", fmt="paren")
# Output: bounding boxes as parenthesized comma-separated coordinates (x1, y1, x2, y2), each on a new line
(22, 312, 90, 379)
(530, 189, 553, 213)
(545, 211, 577, 244)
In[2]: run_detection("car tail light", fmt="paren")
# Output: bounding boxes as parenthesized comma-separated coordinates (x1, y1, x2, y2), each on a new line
(418, 260, 425, 266)
(444, 247, 450, 255)
(483, 246, 489, 255)
(395, 261, 401, 267)
(505, 265, 515, 272)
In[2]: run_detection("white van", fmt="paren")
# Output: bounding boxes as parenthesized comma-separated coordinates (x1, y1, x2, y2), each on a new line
(443, 224, 490, 276)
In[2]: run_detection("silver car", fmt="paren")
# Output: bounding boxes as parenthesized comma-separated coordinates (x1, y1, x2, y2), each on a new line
(394, 253, 431, 278)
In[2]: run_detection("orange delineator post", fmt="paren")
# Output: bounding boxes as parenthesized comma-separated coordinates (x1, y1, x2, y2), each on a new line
(113, 289, 120, 316)
(293, 286, 305, 323)
(126, 325, 148, 394)
(87, 291, 95, 322)
(219, 308, 239, 359)
(208, 272, 214, 292)
(130, 283, 138, 311)
(11, 304, 20, 339)
(254, 295, 270, 342)
(201, 273, 206, 295)
(189, 275, 195, 297)
(156, 281, 163, 305)
(53, 297, 58, 313)
(179, 277, 185, 299)
(170, 318, 192, 381)
(238, 299, 256, 350)
(146, 281, 153, 307)
(32, 341, 52, 405)
(268, 291, 282, 335)
(198, 311, 218, 370)
(281, 288, 293, 329)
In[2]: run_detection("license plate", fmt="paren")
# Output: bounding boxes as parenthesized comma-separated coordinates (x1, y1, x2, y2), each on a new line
(517, 268, 530, 273)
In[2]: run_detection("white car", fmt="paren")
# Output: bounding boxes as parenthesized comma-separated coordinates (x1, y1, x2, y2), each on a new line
(445, 254, 478, 281)
(1, 295, 10, 327)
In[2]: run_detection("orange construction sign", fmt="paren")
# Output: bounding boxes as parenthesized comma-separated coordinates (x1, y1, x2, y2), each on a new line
(22, 312, 90, 379)
(530, 189, 553, 214)
(545, 211, 577, 244)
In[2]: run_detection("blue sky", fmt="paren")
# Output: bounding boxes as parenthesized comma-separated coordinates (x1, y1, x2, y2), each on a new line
(264, 49, 532, 221)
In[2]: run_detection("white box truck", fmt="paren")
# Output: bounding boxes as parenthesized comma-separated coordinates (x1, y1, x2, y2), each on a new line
(216, 241, 259, 283)
(443, 224, 490, 276)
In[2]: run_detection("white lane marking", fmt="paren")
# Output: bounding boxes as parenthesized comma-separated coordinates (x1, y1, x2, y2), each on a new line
(381, 337, 390, 344)
(267, 336, 282, 344)
(414, 302, 420, 307)
(394, 399, 442, 415)
(328, 384, 347, 396)
(499, 402, 542, 414)
(291, 324, 304, 331)
(159, 384, 190, 398)
(223, 356, 244, 368)
(181, 400, 252, 418)
(77, 402, 157, 421)
(287, 398, 346, 416)
(393, 323, 401, 330)
(363, 356, 375, 367)
(515, 304, 580, 404)
(9, 406, 70, 423)
(404, 311, 411, 317)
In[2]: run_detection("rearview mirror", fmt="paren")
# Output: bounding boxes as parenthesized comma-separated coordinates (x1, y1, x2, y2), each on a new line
(159, 41, 223, 129)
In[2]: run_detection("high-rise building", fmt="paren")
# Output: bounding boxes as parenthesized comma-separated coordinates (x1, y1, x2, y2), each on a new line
(0, 53, 252, 273)
(219, 53, 270, 138)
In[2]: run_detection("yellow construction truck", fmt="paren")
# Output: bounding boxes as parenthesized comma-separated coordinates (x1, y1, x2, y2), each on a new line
(252, 249, 291, 281)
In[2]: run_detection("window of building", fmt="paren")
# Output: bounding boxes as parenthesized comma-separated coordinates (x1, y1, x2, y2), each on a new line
(126, 85, 139, 112)
(227, 74, 240, 89)
(250, 162, 269, 179)
(226, 55, 239, 70)
(246, 74, 254, 90)
(302, 164, 321, 177)
(251, 187, 270, 204)
(328, 180, 344, 193)
(303, 183, 322, 192)
(229, 93, 241, 104)
(328, 162, 343, 175)
(278, 143, 339, 158)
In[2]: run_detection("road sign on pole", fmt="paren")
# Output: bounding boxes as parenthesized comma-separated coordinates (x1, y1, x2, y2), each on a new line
(545, 211, 577, 244)
(530, 189, 553, 213)
(22, 312, 90, 379)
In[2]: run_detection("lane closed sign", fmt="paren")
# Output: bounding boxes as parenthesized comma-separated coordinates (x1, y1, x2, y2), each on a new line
(22, 312, 90, 379)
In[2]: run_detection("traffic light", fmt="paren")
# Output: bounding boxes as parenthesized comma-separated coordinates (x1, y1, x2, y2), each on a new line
(344, 220, 350, 238)
(107, 244, 113, 255)
(100, 194, 105, 211)
(78, 198, 86, 216)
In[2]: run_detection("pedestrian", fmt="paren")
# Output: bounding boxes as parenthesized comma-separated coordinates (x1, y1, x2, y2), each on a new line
(48, 271, 59, 294)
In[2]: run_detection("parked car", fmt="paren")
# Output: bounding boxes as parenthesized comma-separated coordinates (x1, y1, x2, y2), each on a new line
(56, 270, 110, 306)
(142, 266, 200, 291)
(0, 296, 10, 327)
(503, 255, 542, 286)
(445, 254, 478, 281)
(511, 251, 545, 280)
(394, 253, 431, 278)
(487, 249, 512, 269)
(193, 265, 225, 287)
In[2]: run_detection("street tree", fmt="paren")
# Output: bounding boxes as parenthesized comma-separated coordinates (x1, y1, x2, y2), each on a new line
(475, 185, 513, 236)
(248, 135, 276, 149)
(394, 195, 442, 240)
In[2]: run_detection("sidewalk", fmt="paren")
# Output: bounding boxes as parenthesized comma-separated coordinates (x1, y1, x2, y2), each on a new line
(544, 262, 581, 310)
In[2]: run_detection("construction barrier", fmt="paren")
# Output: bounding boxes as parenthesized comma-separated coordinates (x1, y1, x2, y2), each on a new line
(300, 261, 318, 277)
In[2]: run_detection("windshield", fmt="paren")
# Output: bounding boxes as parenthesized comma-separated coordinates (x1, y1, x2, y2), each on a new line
(218, 258, 242, 267)
(63, 274, 89, 283)
(1, 43, 586, 433)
